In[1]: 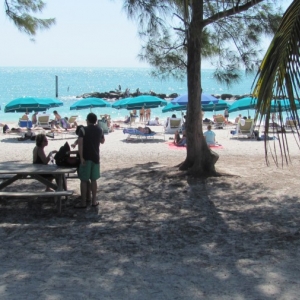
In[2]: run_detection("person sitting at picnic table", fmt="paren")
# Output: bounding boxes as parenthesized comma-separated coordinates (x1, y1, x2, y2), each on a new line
(33, 133, 58, 191)
(203, 125, 216, 146)
(174, 130, 186, 146)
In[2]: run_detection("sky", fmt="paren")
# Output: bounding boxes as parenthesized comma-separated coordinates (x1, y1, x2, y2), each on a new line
(0, 0, 293, 68)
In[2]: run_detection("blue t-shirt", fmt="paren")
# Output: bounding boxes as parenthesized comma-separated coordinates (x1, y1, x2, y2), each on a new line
(204, 130, 215, 145)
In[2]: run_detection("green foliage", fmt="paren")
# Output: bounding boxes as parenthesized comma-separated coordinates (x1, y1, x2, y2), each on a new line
(251, 0, 300, 164)
(123, 0, 283, 86)
(5, 0, 55, 37)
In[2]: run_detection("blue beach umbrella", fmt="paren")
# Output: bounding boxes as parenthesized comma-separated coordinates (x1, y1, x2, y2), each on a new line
(112, 95, 167, 110)
(4, 97, 54, 113)
(70, 97, 111, 111)
(171, 93, 219, 105)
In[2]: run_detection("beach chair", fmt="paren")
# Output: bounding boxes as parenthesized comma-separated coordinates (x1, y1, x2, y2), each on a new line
(213, 115, 226, 129)
(37, 115, 51, 129)
(164, 118, 182, 134)
(18, 120, 33, 128)
(285, 119, 298, 131)
(68, 115, 78, 126)
(123, 128, 156, 141)
(231, 119, 255, 138)
(98, 120, 109, 134)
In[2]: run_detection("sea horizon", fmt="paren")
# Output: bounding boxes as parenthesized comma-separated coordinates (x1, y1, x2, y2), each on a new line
(0, 67, 256, 123)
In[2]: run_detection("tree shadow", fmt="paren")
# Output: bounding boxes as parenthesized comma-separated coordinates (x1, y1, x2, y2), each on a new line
(0, 162, 299, 299)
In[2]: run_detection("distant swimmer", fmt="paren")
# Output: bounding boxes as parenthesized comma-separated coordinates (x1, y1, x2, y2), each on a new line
(67, 86, 70, 91)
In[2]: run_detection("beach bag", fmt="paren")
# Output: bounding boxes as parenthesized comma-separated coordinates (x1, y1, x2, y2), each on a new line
(54, 142, 80, 168)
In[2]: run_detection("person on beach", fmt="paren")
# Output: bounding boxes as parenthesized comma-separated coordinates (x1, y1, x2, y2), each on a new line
(51, 110, 63, 130)
(33, 133, 58, 191)
(145, 108, 151, 122)
(165, 114, 177, 128)
(21, 112, 29, 121)
(32, 112, 38, 126)
(147, 117, 160, 125)
(139, 108, 145, 123)
(75, 113, 105, 208)
(174, 130, 186, 146)
(137, 126, 152, 134)
(224, 108, 229, 123)
(204, 125, 216, 146)
(124, 110, 138, 124)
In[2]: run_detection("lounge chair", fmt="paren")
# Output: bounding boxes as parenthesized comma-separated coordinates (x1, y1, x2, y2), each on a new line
(213, 115, 226, 129)
(123, 128, 156, 141)
(164, 118, 182, 134)
(18, 120, 33, 128)
(98, 120, 109, 134)
(285, 119, 298, 131)
(231, 119, 255, 138)
(37, 115, 51, 129)
(68, 115, 78, 126)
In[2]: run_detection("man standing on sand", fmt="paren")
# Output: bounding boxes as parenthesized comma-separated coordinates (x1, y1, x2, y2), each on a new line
(75, 113, 105, 209)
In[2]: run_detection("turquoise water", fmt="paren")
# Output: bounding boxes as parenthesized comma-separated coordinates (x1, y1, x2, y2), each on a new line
(0, 67, 256, 123)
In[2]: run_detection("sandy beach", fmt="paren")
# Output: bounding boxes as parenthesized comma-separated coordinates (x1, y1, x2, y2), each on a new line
(1, 122, 300, 299)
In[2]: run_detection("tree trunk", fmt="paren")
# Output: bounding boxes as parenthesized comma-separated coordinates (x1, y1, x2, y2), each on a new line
(179, 0, 218, 177)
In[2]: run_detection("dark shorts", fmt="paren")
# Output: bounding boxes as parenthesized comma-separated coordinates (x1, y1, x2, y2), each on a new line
(78, 160, 100, 181)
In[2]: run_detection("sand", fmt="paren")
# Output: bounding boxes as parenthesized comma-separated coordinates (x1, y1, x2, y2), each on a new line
(1, 123, 300, 299)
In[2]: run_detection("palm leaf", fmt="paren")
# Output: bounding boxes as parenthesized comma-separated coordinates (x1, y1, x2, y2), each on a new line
(251, 0, 300, 165)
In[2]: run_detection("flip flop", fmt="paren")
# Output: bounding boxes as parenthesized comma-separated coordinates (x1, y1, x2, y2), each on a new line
(74, 203, 87, 209)
(92, 202, 99, 207)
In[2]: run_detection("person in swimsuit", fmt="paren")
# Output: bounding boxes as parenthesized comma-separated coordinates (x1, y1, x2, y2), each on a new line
(33, 133, 58, 191)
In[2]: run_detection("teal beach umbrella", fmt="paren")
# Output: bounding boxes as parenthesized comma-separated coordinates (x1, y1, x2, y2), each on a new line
(70, 97, 111, 111)
(4, 97, 54, 113)
(228, 97, 257, 113)
(202, 100, 230, 112)
(162, 102, 186, 113)
(112, 95, 167, 110)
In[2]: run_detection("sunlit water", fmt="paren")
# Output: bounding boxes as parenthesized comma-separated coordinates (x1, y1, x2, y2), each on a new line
(0, 67, 257, 123)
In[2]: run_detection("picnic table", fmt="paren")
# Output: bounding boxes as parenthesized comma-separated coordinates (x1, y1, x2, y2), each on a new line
(0, 163, 77, 213)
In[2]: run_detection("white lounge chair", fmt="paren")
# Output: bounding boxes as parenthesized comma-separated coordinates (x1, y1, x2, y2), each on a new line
(37, 115, 51, 129)
(164, 118, 182, 134)
(231, 119, 255, 138)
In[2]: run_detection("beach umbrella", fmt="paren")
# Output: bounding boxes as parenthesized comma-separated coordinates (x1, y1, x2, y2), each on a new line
(4, 97, 54, 113)
(162, 102, 186, 113)
(40, 98, 63, 108)
(228, 97, 257, 113)
(171, 93, 219, 105)
(70, 97, 111, 111)
(228, 97, 300, 113)
(112, 95, 167, 110)
(202, 99, 231, 112)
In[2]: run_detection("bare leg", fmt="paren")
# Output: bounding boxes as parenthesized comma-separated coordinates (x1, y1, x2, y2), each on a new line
(79, 180, 87, 206)
(91, 180, 98, 206)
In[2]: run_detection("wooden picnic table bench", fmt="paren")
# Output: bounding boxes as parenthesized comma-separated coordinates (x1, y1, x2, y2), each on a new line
(0, 163, 77, 213)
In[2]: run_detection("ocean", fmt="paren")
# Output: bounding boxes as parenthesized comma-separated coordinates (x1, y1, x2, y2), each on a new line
(0, 67, 256, 123)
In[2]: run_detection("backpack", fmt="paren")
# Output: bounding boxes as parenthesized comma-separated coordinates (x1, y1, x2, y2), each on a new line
(54, 142, 80, 168)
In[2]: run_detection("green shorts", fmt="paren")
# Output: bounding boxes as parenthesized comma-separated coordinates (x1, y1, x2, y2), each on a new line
(78, 160, 100, 181)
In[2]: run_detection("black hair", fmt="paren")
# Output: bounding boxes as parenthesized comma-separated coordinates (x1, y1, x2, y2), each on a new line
(145, 126, 152, 134)
(172, 114, 176, 118)
(36, 133, 46, 147)
(53, 110, 58, 114)
(87, 112, 97, 124)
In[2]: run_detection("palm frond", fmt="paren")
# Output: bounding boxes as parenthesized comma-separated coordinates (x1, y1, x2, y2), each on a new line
(251, 0, 300, 165)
